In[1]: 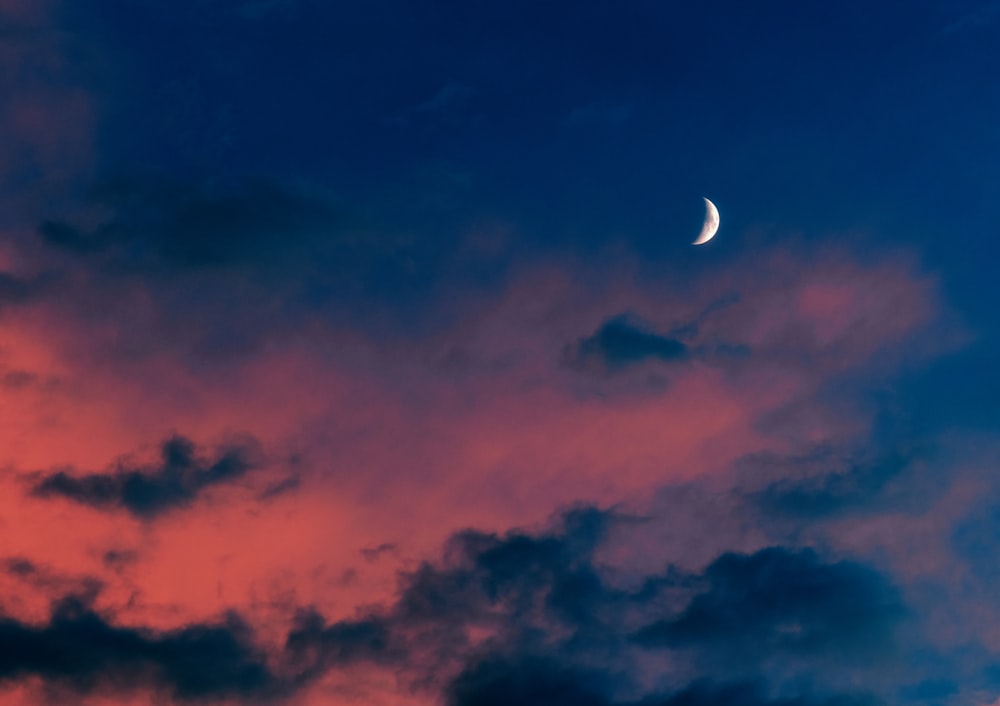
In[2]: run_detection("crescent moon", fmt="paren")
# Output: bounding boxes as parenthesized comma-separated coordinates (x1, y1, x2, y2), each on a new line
(692, 197, 720, 245)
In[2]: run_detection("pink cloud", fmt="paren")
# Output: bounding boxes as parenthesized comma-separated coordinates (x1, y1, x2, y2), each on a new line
(0, 237, 958, 703)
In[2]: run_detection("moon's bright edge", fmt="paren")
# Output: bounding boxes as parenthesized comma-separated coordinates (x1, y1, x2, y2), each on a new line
(693, 197, 720, 245)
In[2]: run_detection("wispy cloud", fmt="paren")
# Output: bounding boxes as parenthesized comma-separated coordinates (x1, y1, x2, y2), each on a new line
(30, 435, 260, 519)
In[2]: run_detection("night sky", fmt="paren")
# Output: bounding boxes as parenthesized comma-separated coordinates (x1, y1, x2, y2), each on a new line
(1, 1, 999, 705)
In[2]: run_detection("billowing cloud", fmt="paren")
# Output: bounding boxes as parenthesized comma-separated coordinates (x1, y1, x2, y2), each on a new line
(634, 547, 904, 661)
(0, 503, 898, 705)
(0, 596, 281, 701)
(275, 507, 898, 705)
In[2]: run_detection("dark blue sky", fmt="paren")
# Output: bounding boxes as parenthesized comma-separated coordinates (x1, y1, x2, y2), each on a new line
(84, 1, 996, 297)
(86, 0, 999, 427)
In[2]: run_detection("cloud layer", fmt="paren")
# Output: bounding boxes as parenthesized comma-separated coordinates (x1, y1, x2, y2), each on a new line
(0, 506, 913, 705)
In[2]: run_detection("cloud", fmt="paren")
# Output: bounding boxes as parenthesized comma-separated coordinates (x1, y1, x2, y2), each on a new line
(277, 506, 899, 705)
(645, 681, 881, 706)
(1, 557, 103, 606)
(0, 501, 914, 704)
(256, 474, 301, 501)
(30, 435, 259, 518)
(744, 447, 918, 520)
(634, 547, 904, 663)
(279, 506, 620, 687)
(37, 175, 348, 270)
(563, 314, 689, 373)
(0, 236, 961, 702)
(393, 506, 615, 630)
(284, 611, 398, 680)
(559, 302, 750, 378)
(361, 542, 397, 562)
(1, 370, 38, 389)
(447, 659, 880, 706)
(0, 3, 984, 704)
(446, 656, 614, 706)
(0, 596, 282, 701)
(9, 172, 460, 364)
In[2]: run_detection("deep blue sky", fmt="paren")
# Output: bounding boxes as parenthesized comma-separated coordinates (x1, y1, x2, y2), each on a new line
(79, 0, 998, 427)
(83, 1, 995, 289)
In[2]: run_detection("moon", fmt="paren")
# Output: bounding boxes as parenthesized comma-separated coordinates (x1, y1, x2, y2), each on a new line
(692, 197, 720, 245)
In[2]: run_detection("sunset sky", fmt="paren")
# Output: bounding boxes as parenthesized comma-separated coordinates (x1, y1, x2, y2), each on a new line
(1, 1, 999, 705)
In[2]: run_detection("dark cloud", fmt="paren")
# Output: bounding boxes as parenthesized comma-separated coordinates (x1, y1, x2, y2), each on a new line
(2, 558, 103, 604)
(256, 474, 301, 502)
(284, 610, 398, 681)
(271, 507, 617, 692)
(560, 295, 745, 379)
(280, 506, 900, 705)
(38, 176, 348, 270)
(446, 656, 613, 706)
(31, 435, 259, 518)
(20, 172, 471, 362)
(274, 507, 626, 693)
(361, 542, 397, 562)
(0, 505, 905, 704)
(37, 220, 101, 255)
(445, 659, 880, 706)
(634, 548, 904, 663)
(644, 680, 881, 706)
(0, 596, 282, 701)
(564, 315, 689, 373)
(1, 370, 39, 390)
(746, 448, 916, 520)
(0, 587, 882, 706)
(3, 557, 38, 578)
(394, 506, 615, 631)
(101, 550, 139, 571)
